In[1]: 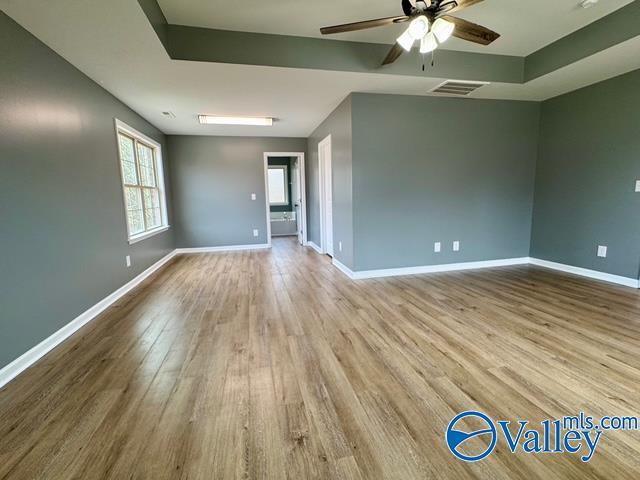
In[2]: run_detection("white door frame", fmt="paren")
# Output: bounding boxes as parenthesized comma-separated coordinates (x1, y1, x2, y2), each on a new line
(318, 135, 333, 256)
(263, 152, 307, 246)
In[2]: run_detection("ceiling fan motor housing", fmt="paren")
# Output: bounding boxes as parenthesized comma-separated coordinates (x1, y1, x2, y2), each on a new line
(402, 0, 459, 17)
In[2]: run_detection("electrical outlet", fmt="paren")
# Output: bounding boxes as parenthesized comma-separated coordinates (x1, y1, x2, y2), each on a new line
(125, 255, 131, 268)
(338, 241, 342, 252)
(635, 180, 640, 193)
(434, 242, 441, 253)
(597, 245, 607, 258)
(453, 241, 460, 252)
(251, 193, 257, 200)
(253, 229, 259, 237)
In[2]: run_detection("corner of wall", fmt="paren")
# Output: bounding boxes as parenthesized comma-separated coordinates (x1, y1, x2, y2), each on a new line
(306, 94, 356, 269)
(528, 100, 545, 258)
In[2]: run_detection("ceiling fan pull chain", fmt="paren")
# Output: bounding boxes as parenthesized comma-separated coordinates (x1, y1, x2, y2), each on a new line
(431, 50, 435, 67)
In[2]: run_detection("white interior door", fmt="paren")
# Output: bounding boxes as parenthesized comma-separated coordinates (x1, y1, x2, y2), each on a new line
(319, 136, 333, 256)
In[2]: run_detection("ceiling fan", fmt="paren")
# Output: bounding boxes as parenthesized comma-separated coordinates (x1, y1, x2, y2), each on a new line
(320, 0, 500, 66)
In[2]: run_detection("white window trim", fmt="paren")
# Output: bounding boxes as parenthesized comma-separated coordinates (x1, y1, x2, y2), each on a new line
(114, 119, 170, 244)
(268, 164, 289, 206)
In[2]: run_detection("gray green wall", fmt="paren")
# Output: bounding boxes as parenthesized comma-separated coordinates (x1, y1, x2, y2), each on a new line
(531, 69, 640, 280)
(307, 96, 354, 269)
(168, 136, 306, 248)
(351, 93, 540, 271)
(0, 12, 175, 370)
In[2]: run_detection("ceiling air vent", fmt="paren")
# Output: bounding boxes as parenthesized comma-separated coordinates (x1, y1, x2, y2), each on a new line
(430, 80, 489, 96)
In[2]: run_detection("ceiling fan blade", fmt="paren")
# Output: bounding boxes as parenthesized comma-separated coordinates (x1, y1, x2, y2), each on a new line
(320, 16, 408, 35)
(442, 15, 500, 45)
(381, 43, 404, 66)
(442, 0, 485, 15)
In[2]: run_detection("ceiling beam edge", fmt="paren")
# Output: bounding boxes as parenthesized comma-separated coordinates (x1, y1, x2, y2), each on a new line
(165, 25, 524, 83)
(525, 1, 640, 82)
(137, 0, 170, 52)
(138, 1, 640, 89)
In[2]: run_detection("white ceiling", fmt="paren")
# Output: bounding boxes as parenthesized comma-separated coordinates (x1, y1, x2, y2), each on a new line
(2, 0, 639, 137)
(158, 0, 635, 56)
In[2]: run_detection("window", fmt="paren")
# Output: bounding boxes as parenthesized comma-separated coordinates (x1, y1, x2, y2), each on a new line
(268, 165, 289, 206)
(115, 120, 169, 243)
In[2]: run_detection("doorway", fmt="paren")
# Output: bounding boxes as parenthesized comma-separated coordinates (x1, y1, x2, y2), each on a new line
(263, 152, 307, 246)
(318, 135, 333, 256)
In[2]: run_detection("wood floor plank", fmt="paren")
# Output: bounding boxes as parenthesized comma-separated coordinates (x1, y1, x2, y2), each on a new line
(1, 237, 640, 479)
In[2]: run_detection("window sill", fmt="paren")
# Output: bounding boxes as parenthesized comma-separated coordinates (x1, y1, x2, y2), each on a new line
(128, 225, 170, 245)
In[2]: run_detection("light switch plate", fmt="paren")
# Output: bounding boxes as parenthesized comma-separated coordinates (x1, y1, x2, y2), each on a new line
(251, 193, 257, 200)
(338, 241, 342, 252)
(597, 245, 607, 258)
(635, 180, 640, 192)
(253, 229, 259, 237)
(434, 242, 441, 253)
(453, 241, 460, 252)
(125, 255, 131, 268)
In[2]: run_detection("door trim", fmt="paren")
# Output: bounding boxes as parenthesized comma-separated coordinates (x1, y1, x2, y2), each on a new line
(263, 152, 307, 246)
(318, 135, 333, 255)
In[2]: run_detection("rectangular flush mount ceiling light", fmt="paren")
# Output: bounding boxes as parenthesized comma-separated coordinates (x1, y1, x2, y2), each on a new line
(198, 115, 273, 126)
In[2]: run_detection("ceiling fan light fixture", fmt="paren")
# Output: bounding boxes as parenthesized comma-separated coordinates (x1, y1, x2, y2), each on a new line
(320, 0, 501, 67)
(396, 29, 415, 51)
(431, 18, 455, 43)
(407, 15, 430, 40)
(419, 31, 438, 53)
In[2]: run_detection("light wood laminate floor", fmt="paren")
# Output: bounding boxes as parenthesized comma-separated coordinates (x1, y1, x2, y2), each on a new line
(1, 237, 640, 479)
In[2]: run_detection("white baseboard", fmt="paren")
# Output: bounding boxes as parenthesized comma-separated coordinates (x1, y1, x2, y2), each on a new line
(0, 249, 178, 390)
(4, 250, 636, 390)
(333, 257, 530, 280)
(307, 241, 323, 254)
(176, 244, 270, 254)
(333, 255, 639, 288)
(529, 258, 639, 289)
(332, 259, 356, 278)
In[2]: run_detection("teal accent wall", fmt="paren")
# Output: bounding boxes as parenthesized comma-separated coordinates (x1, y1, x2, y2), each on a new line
(307, 96, 354, 268)
(267, 157, 293, 213)
(168, 136, 306, 248)
(531, 69, 640, 280)
(350, 93, 540, 271)
(0, 12, 175, 370)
